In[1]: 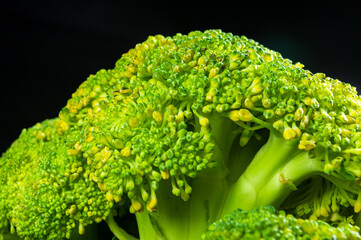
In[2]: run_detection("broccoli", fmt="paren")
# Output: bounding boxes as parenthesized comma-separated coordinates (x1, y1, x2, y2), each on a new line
(0, 119, 116, 239)
(1, 29, 361, 239)
(201, 206, 361, 239)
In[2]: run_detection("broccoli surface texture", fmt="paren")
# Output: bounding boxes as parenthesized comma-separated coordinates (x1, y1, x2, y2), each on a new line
(1, 29, 361, 240)
(202, 206, 361, 239)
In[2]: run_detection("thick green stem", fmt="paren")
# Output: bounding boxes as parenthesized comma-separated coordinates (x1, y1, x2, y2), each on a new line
(136, 181, 191, 240)
(136, 211, 168, 240)
(186, 169, 229, 240)
(221, 132, 302, 216)
(106, 214, 138, 240)
(239, 132, 301, 192)
(255, 151, 323, 207)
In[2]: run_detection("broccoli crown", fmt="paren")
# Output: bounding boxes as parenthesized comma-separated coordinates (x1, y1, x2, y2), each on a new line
(0, 119, 114, 239)
(201, 206, 361, 240)
(58, 29, 361, 217)
(1, 29, 361, 239)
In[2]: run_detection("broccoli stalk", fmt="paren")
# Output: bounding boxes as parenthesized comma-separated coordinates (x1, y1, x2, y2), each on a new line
(106, 213, 138, 240)
(222, 127, 320, 212)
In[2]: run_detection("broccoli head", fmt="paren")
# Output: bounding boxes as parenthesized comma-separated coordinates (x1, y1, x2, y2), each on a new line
(202, 206, 361, 240)
(0, 119, 118, 239)
(1, 29, 361, 240)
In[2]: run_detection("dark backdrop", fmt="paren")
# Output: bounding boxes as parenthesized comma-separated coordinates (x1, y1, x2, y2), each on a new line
(1, 0, 360, 153)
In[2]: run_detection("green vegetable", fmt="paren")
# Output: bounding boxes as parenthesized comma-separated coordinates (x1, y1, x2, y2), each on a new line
(1, 29, 361, 239)
(202, 206, 361, 240)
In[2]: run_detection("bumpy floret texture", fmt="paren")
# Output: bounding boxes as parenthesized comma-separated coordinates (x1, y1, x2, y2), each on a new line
(201, 206, 361, 240)
(59, 29, 361, 219)
(0, 119, 114, 239)
(1, 29, 361, 239)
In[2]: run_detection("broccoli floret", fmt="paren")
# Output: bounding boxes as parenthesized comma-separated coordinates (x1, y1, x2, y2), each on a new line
(202, 206, 361, 240)
(0, 119, 117, 239)
(1, 29, 361, 239)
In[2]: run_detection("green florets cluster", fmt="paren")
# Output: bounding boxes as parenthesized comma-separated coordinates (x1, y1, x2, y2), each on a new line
(1, 29, 361, 239)
(57, 30, 361, 219)
(201, 206, 361, 240)
(59, 68, 214, 214)
(0, 119, 114, 239)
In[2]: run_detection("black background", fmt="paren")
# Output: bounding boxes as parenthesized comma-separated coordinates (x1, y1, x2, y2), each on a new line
(0, 0, 360, 153)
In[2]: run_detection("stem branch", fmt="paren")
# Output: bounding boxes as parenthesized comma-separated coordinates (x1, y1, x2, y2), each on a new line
(255, 152, 323, 207)
(220, 132, 303, 216)
(106, 214, 138, 240)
